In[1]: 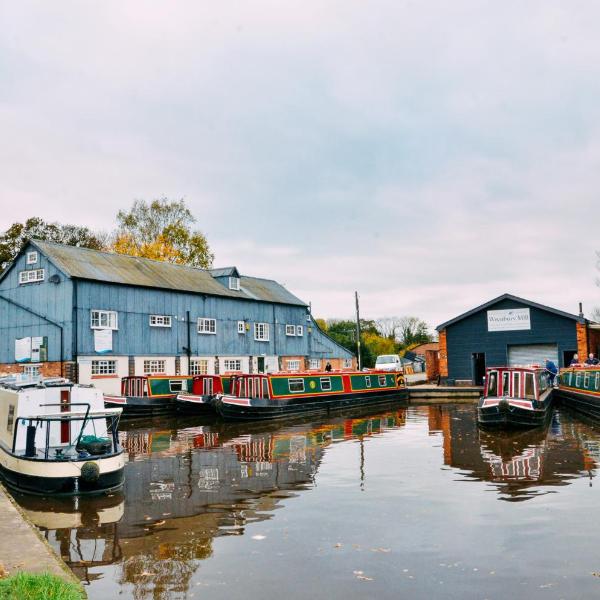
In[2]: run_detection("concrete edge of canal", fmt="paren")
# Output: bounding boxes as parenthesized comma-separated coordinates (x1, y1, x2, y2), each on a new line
(0, 483, 85, 595)
(408, 385, 482, 402)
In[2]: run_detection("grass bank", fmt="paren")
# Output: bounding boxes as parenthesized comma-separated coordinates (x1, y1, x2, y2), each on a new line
(0, 572, 84, 600)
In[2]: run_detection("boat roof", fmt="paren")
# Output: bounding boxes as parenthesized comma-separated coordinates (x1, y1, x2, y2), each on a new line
(26, 408, 122, 420)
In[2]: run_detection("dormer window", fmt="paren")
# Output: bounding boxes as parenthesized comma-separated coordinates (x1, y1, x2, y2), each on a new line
(229, 277, 240, 291)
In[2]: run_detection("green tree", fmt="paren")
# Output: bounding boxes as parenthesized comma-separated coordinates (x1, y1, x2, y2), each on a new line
(396, 316, 433, 348)
(324, 319, 383, 368)
(112, 198, 214, 268)
(0, 217, 106, 271)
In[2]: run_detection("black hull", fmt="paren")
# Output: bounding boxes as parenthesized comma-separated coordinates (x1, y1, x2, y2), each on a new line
(478, 401, 552, 429)
(556, 388, 600, 420)
(105, 396, 175, 417)
(175, 396, 216, 415)
(215, 389, 409, 421)
(0, 464, 125, 497)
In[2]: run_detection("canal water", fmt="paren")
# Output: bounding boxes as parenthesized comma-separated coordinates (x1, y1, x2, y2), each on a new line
(9, 402, 600, 599)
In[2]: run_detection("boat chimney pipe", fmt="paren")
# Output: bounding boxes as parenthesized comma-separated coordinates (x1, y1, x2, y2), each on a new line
(579, 302, 584, 318)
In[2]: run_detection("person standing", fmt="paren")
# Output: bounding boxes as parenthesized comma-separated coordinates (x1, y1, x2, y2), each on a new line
(545, 358, 558, 387)
(325, 362, 332, 372)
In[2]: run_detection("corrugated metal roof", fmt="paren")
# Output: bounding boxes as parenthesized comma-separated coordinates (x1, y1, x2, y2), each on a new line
(31, 240, 307, 306)
(209, 267, 238, 278)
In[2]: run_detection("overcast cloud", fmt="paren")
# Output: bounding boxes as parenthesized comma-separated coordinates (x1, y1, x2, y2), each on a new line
(1, 1, 599, 329)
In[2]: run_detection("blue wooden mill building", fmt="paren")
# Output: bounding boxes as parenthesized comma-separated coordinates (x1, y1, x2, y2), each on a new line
(0, 240, 354, 395)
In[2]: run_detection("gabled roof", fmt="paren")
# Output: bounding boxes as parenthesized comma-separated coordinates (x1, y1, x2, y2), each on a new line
(436, 293, 585, 331)
(22, 240, 307, 307)
(210, 267, 239, 278)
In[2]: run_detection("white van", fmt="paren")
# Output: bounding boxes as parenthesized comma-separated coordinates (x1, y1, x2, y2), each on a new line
(375, 355, 403, 372)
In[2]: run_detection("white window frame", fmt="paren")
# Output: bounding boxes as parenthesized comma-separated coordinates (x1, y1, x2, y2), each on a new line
(197, 318, 216, 335)
(320, 377, 332, 391)
(287, 359, 301, 371)
(91, 309, 118, 330)
(296, 325, 304, 337)
(237, 321, 246, 334)
(289, 378, 305, 393)
(365, 375, 371, 388)
(254, 322, 270, 342)
(229, 276, 240, 291)
(26, 251, 38, 265)
(343, 358, 352, 369)
(91, 359, 117, 375)
(378, 375, 387, 386)
(18, 269, 45, 284)
(308, 358, 320, 370)
(23, 364, 41, 378)
(169, 379, 187, 392)
(143, 359, 166, 374)
(190, 359, 209, 375)
(149, 315, 172, 328)
(223, 359, 242, 371)
(285, 324, 296, 336)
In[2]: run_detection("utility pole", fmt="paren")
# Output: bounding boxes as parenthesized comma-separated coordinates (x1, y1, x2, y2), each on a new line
(355, 291, 362, 370)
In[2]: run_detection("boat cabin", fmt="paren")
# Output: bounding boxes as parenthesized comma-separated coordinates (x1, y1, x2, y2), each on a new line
(484, 366, 550, 401)
(121, 375, 194, 398)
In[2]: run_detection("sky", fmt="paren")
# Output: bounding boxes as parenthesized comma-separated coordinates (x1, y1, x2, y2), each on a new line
(1, 1, 599, 331)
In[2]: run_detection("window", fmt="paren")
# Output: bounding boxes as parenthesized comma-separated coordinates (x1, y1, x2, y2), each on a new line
(23, 364, 40, 378)
(169, 380, 187, 392)
(378, 375, 387, 386)
(343, 358, 352, 369)
(287, 359, 301, 371)
(286, 324, 296, 336)
(254, 322, 270, 341)
(238, 321, 246, 334)
(198, 318, 216, 334)
(502, 371, 510, 396)
(6, 405, 15, 434)
(26, 251, 38, 265)
(203, 378, 214, 395)
(19, 269, 45, 284)
(596, 373, 600, 391)
(296, 325, 304, 337)
(576, 373, 582, 388)
(289, 378, 305, 393)
(487, 371, 498, 397)
(91, 310, 118, 330)
(229, 277, 240, 291)
(524, 372, 535, 399)
(224, 359, 242, 371)
(309, 359, 320, 370)
(91, 360, 117, 375)
(584, 372, 590, 389)
(320, 377, 332, 391)
(143, 360, 166, 374)
(365, 375, 371, 388)
(149, 315, 172, 328)
(190, 359, 208, 375)
(512, 372, 521, 397)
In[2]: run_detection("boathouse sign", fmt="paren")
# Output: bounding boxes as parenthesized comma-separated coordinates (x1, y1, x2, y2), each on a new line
(487, 308, 531, 332)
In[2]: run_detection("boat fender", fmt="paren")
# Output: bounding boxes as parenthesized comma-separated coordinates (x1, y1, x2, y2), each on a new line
(81, 461, 100, 482)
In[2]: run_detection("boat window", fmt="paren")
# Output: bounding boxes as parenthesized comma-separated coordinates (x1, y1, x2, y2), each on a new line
(169, 380, 186, 393)
(6, 405, 14, 434)
(576, 373, 582, 388)
(487, 371, 498, 397)
(203, 378, 213, 395)
(596, 373, 600, 391)
(378, 375, 387, 386)
(239, 378, 246, 397)
(524, 373, 535, 399)
(289, 378, 305, 393)
(584, 372, 590, 389)
(262, 378, 270, 398)
(365, 376, 371, 388)
(320, 377, 332, 391)
(248, 378, 254, 398)
(512, 372, 520, 397)
(539, 373, 548, 392)
(502, 372, 510, 396)
(254, 378, 261, 398)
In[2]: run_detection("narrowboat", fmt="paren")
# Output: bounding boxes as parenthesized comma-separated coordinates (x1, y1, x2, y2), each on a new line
(214, 370, 408, 421)
(556, 367, 600, 419)
(104, 375, 194, 417)
(0, 376, 124, 496)
(175, 375, 232, 414)
(478, 366, 553, 428)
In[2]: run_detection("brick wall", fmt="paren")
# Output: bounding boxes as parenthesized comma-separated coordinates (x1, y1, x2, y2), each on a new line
(425, 349, 440, 381)
(577, 322, 588, 359)
(438, 330, 448, 377)
(587, 327, 600, 358)
(0, 361, 74, 378)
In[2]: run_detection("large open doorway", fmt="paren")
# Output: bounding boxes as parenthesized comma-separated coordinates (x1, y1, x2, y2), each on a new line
(472, 353, 486, 386)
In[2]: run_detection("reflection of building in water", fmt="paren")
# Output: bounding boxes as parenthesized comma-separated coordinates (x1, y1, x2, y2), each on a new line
(20, 408, 407, 599)
(428, 405, 593, 501)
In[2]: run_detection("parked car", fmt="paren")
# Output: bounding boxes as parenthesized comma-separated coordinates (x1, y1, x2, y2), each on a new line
(374, 355, 403, 372)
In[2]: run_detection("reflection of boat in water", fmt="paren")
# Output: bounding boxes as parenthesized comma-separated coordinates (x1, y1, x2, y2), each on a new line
(215, 371, 408, 420)
(15, 405, 407, 597)
(0, 377, 124, 496)
(478, 366, 553, 428)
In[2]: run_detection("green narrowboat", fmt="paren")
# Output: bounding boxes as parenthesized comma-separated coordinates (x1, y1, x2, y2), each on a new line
(557, 367, 600, 420)
(214, 370, 408, 421)
(104, 375, 195, 417)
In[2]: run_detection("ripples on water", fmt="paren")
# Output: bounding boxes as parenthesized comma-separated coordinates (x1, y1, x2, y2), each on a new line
(10, 403, 600, 599)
